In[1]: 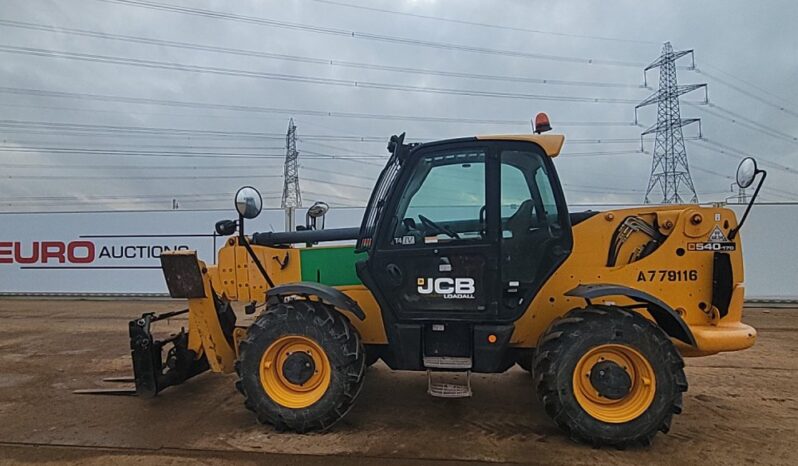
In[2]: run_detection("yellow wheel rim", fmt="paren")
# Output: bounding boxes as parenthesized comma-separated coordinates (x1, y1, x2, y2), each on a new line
(573, 344, 656, 423)
(260, 335, 331, 409)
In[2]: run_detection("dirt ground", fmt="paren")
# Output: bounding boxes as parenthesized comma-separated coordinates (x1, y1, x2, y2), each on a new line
(0, 300, 795, 465)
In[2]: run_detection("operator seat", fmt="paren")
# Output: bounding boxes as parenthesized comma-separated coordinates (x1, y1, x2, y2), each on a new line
(503, 199, 546, 284)
(506, 199, 536, 240)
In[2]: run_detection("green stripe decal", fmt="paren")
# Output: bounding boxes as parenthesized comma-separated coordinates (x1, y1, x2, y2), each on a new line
(299, 246, 364, 286)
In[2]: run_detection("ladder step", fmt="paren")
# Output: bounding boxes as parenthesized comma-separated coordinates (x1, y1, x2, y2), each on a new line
(423, 356, 472, 370)
(427, 370, 472, 398)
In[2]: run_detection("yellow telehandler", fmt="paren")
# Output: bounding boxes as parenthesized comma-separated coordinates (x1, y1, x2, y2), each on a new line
(88, 114, 763, 447)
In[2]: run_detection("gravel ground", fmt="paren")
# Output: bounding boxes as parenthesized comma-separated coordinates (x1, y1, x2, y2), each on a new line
(0, 299, 795, 465)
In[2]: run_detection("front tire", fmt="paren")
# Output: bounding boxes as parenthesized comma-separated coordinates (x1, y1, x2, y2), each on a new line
(236, 300, 366, 432)
(534, 306, 687, 447)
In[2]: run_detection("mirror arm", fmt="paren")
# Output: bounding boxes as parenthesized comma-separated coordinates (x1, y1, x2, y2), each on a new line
(729, 169, 767, 240)
(237, 213, 276, 288)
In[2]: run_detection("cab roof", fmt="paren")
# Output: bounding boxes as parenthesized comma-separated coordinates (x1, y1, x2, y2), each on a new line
(405, 133, 565, 158)
(476, 134, 565, 157)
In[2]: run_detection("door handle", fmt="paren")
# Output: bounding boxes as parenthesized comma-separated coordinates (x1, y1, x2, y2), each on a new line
(385, 263, 403, 286)
(438, 257, 451, 272)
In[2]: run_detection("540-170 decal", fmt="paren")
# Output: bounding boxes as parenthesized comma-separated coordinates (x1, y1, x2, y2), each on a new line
(688, 242, 736, 252)
(637, 270, 698, 282)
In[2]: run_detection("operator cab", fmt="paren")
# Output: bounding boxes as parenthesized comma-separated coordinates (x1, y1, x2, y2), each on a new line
(355, 115, 574, 372)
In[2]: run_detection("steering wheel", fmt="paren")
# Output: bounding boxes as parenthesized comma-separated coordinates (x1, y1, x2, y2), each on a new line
(418, 214, 460, 239)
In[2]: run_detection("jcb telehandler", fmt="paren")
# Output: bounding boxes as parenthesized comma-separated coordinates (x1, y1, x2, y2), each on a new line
(103, 114, 764, 447)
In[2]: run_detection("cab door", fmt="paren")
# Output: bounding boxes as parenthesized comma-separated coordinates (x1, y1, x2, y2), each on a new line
(497, 144, 572, 319)
(367, 144, 500, 320)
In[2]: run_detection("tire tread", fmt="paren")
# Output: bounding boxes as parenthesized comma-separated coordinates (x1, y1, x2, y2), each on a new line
(533, 306, 686, 448)
(235, 300, 366, 432)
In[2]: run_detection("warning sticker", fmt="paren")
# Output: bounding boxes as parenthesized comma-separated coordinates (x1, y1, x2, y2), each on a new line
(708, 226, 728, 242)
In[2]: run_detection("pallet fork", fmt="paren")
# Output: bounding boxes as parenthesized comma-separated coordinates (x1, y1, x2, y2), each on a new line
(74, 309, 208, 396)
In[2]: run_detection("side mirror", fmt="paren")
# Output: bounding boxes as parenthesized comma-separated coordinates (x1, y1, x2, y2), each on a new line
(736, 157, 758, 189)
(729, 157, 767, 240)
(235, 186, 262, 219)
(306, 201, 329, 232)
(307, 201, 329, 220)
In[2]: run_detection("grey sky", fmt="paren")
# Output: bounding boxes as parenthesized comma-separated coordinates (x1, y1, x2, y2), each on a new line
(1, 0, 796, 212)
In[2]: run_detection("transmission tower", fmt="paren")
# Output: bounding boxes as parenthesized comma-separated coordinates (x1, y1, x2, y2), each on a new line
(635, 42, 707, 204)
(736, 185, 748, 204)
(281, 118, 301, 230)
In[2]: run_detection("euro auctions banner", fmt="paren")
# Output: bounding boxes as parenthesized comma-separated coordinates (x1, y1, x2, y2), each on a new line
(0, 209, 277, 295)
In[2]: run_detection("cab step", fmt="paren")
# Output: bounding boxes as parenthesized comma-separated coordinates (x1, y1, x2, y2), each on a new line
(426, 370, 472, 398)
(423, 356, 472, 370)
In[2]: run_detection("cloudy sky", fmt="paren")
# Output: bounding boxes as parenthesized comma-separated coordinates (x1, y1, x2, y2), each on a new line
(1, 0, 796, 212)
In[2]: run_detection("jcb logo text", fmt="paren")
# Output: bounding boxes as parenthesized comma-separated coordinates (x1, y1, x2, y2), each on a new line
(417, 277, 475, 299)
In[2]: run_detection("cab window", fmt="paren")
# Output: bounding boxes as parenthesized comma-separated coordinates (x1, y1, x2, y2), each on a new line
(500, 149, 560, 282)
(500, 150, 558, 232)
(392, 150, 486, 246)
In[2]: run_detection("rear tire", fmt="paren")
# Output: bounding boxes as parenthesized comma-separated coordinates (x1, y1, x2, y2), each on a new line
(533, 306, 687, 447)
(236, 300, 366, 432)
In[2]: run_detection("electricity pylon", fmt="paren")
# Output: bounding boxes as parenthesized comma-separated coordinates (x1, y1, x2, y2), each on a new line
(281, 118, 301, 230)
(635, 42, 707, 204)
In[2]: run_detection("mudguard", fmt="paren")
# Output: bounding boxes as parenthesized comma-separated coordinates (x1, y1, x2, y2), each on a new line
(565, 284, 696, 346)
(266, 281, 366, 321)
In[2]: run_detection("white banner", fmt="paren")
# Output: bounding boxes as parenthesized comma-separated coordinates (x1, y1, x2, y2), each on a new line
(0, 205, 794, 300)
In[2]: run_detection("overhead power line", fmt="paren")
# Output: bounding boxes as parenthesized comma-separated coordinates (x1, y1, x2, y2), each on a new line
(300, 139, 381, 157)
(5, 173, 283, 181)
(562, 185, 643, 195)
(1, 162, 282, 170)
(305, 0, 657, 45)
(0, 145, 290, 158)
(300, 149, 386, 167)
(701, 63, 797, 107)
(0, 118, 294, 139)
(96, 0, 646, 67)
(693, 65, 798, 118)
(0, 87, 635, 128)
(290, 1, 793, 117)
(302, 176, 373, 191)
(3, 190, 282, 202)
(1, 198, 280, 208)
(0, 45, 641, 105)
(5, 192, 281, 204)
(684, 101, 798, 145)
(690, 138, 797, 175)
(301, 165, 379, 182)
(0, 101, 299, 124)
(0, 119, 661, 146)
(0, 140, 283, 151)
(556, 150, 645, 158)
(0, 19, 646, 90)
(0, 145, 393, 161)
(689, 163, 798, 201)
